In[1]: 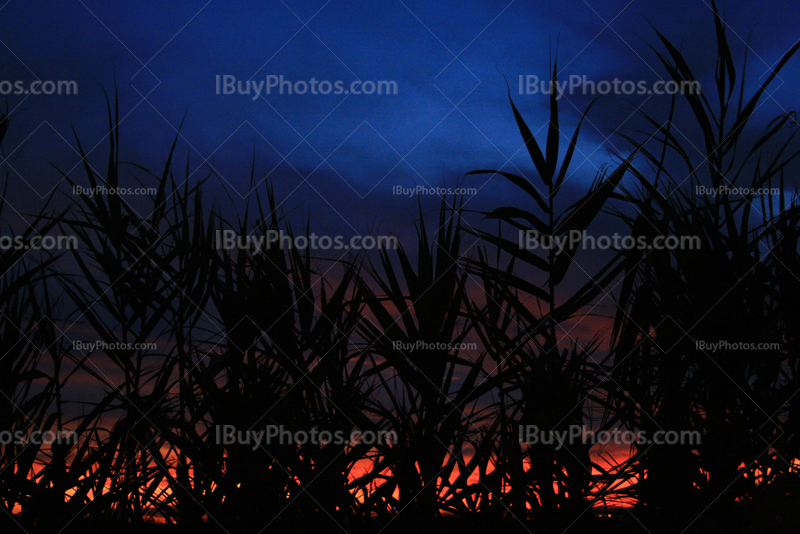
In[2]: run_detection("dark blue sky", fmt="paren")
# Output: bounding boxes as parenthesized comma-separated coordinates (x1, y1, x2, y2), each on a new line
(0, 0, 798, 237)
(2, 0, 798, 412)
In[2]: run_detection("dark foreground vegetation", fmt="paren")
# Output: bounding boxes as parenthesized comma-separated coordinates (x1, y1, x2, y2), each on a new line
(1, 5, 800, 533)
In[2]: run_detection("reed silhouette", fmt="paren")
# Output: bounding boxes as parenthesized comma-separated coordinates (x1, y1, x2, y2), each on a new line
(1, 4, 799, 533)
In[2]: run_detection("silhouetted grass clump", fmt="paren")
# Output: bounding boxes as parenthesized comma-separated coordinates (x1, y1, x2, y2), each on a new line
(1, 3, 799, 533)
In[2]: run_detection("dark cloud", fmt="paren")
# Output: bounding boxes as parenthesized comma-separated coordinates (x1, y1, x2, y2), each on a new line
(0, 0, 796, 229)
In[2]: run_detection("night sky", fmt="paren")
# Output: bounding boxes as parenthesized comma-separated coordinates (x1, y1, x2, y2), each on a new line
(0, 0, 797, 239)
(0, 4, 799, 527)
